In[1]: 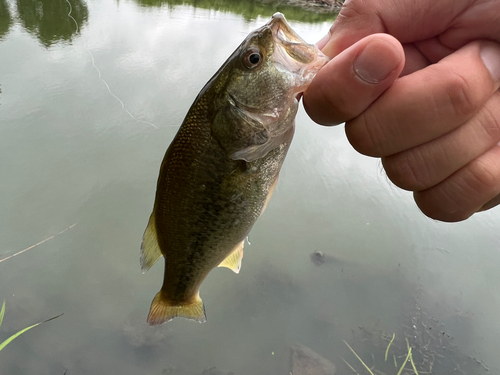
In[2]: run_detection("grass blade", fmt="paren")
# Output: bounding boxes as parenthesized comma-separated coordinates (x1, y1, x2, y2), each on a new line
(0, 322, 41, 351)
(385, 333, 395, 361)
(0, 300, 5, 328)
(0, 313, 63, 352)
(396, 347, 411, 375)
(342, 357, 361, 374)
(405, 337, 419, 375)
(344, 340, 375, 375)
(409, 352, 419, 375)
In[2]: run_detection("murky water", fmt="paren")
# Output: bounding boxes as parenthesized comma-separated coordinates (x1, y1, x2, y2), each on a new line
(1, 1, 499, 374)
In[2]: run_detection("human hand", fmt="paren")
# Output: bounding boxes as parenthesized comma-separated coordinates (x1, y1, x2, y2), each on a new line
(304, 0, 500, 222)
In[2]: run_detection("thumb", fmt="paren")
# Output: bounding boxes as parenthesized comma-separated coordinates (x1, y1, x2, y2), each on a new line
(304, 34, 404, 126)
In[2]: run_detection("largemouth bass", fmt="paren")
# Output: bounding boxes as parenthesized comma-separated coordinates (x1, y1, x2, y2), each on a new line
(141, 13, 329, 325)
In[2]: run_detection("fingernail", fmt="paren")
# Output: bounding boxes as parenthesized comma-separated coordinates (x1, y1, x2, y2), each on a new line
(353, 39, 401, 84)
(480, 42, 500, 84)
(480, 193, 500, 211)
(316, 32, 331, 51)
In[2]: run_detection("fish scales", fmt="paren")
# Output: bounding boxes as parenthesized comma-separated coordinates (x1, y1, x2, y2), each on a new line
(141, 12, 329, 325)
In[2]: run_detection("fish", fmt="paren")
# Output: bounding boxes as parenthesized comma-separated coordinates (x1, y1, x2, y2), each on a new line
(141, 12, 329, 325)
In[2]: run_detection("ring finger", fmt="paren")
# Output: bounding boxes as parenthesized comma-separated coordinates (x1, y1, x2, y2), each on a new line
(414, 144, 500, 222)
(382, 91, 500, 191)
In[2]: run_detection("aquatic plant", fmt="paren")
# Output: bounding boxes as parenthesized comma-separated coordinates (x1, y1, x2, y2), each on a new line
(0, 300, 62, 352)
(343, 335, 419, 375)
(339, 289, 490, 375)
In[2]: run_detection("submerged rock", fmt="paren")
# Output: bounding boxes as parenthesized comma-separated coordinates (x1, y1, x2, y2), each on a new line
(310, 251, 326, 265)
(290, 343, 336, 375)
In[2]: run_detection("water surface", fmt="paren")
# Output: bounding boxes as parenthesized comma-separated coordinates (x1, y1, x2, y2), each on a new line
(1, 1, 499, 374)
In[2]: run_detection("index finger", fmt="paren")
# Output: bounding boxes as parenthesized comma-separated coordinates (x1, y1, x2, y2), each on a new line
(322, 0, 473, 57)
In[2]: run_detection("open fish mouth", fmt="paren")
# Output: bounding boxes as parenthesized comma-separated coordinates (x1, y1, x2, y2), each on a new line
(271, 13, 318, 64)
(268, 12, 330, 91)
(272, 12, 308, 45)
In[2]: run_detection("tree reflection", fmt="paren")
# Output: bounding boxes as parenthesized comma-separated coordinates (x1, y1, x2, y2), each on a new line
(134, 0, 338, 23)
(0, 0, 13, 40)
(16, 0, 89, 47)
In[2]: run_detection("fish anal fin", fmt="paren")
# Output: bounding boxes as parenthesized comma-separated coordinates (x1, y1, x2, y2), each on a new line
(147, 290, 206, 325)
(218, 240, 244, 274)
(140, 212, 163, 273)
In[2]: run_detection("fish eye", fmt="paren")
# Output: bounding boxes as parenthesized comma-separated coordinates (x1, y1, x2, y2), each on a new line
(243, 47, 263, 69)
(249, 53, 260, 64)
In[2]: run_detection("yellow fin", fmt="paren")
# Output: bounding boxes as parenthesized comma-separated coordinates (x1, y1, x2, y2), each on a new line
(147, 290, 206, 325)
(140, 212, 163, 273)
(218, 240, 244, 274)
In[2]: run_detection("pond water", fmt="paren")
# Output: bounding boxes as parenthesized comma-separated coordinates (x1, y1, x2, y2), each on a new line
(1, 0, 499, 374)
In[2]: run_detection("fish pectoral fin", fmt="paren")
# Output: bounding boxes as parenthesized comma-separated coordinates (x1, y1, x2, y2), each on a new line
(218, 240, 244, 274)
(140, 212, 163, 273)
(230, 140, 275, 162)
(147, 291, 206, 325)
(229, 122, 295, 162)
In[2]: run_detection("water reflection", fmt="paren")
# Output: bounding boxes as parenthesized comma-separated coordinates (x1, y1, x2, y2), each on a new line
(1, 0, 499, 373)
(133, 0, 337, 22)
(16, 0, 88, 47)
(0, 0, 12, 40)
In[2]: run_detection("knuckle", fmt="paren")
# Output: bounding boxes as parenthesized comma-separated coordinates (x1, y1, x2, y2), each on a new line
(382, 150, 431, 191)
(345, 111, 386, 156)
(415, 152, 500, 222)
(478, 99, 500, 142)
(338, 0, 370, 20)
(443, 70, 477, 118)
(465, 157, 499, 194)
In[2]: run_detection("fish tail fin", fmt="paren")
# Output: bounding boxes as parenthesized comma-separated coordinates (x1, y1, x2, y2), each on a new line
(147, 290, 206, 325)
(141, 212, 163, 273)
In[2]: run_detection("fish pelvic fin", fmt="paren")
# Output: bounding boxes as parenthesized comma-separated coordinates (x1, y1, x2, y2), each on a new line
(218, 240, 244, 274)
(140, 212, 163, 273)
(147, 290, 206, 325)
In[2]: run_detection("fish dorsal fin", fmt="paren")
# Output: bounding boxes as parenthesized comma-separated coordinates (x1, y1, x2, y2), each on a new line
(147, 290, 206, 325)
(218, 240, 244, 274)
(140, 212, 163, 273)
